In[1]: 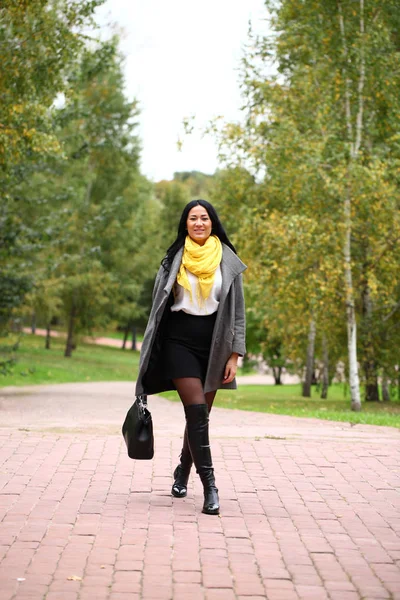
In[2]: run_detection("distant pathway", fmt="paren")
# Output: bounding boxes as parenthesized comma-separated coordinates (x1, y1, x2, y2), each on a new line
(23, 327, 143, 350)
(0, 382, 399, 599)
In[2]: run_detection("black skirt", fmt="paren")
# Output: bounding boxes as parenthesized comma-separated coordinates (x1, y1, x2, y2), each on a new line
(162, 310, 217, 382)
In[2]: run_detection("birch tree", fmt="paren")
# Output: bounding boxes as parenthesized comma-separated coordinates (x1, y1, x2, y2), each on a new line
(211, 0, 400, 409)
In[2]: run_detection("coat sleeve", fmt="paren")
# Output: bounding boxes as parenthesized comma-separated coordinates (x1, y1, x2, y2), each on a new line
(232, 273, 246, 356)
(152, 266, 164, 302)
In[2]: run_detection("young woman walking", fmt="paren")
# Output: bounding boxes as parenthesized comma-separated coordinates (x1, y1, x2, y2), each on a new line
(135, 199, 246, 515)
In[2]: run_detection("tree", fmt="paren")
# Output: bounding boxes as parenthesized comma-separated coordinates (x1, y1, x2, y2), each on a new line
(155, 179, 190, 250)
(42, 39, 145, 356)
(0, 0, 105, 366)
(173, 171, 214, 199)
(210, 0, 400, 410)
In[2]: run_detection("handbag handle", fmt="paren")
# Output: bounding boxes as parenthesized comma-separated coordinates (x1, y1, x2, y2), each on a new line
(137, 394, 148, 406)
(136, 394, 151, 424)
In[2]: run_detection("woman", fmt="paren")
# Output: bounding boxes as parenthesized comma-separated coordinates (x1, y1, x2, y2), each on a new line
(135, 199, 246, 515)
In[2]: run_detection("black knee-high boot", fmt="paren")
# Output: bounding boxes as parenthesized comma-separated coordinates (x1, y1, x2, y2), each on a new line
(171, 426, 193, 498)
(184, 403, 219, 515)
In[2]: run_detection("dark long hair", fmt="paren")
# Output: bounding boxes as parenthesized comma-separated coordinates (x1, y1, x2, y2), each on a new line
(161, 199, 237, 271)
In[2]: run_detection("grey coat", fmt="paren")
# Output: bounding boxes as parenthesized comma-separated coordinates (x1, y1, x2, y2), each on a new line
(135, 243, 247, 395)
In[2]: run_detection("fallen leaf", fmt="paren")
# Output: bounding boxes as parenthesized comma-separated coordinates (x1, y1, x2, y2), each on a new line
(67, 575, 82, 581)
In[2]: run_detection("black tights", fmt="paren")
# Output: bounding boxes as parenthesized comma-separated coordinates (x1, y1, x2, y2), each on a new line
(173, 377, 217, 413)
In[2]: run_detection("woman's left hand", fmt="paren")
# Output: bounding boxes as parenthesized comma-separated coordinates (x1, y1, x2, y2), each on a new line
(223, 353, 239, 384)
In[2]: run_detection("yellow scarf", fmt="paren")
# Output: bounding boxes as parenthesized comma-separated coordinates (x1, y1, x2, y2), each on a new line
(177, 235, 222, 305)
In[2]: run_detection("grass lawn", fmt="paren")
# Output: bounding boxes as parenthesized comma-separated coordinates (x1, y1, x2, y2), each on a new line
(0, 334, 140, 387)
(160, 384, 400, 428)
(2, 335, 399, 428)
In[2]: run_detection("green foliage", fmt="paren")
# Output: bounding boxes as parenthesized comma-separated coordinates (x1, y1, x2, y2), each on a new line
(173, 171, 214, 199)
(43, 38, 145, 352)
(0, 0, 105, 180)
(1, 4, 156, 363)
(0, 0, 106, 363)
(155, 179, 190, 249)
(209, 0, 400, 404)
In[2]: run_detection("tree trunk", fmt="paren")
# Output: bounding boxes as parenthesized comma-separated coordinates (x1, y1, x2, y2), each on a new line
(398, 368, 400, 401)
(321, 334, 329, 399)
(65, 304, 76, 358)
(382, 375, 390, 402)
(362, 287, 379, 401)
(344, 201, 361, 411)
(311, 370, 318, 386)
(272, 366, 282, 385)
(397, 367, 400, 400)
(45, 323, 51, 350)
(338, 0, 363, 412)
(31, 312, 36, 334)
(122, 327, 129, 350)
(131, 325, 137, 351)
(364, 360, 380, 401)
(302, 318, 316, 398)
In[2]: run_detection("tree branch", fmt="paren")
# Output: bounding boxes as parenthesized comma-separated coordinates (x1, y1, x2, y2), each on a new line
(383, 301, 400, 323)
(369, 233, 400, 273)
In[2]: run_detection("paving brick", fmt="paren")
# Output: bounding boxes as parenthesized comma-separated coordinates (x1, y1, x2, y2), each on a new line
(1, 384, 400, 600)
(328, 593, 360, 600)
(46, 593, 79, 600)
(206, 590, 236, 600)
(295, 585, 329, 599)
(173, 582, 205, 599)
(234, 580, 266, 595)
(109, 594, 140, 600)
(174, 570, 202, 583)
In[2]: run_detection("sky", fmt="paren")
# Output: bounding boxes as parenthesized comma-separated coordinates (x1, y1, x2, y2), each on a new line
(95, 0, 267, 182)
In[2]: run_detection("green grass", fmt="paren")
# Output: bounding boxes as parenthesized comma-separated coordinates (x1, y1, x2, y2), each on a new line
(160, 384, 400, 428)
(0, 334, 140, 387)
(3, 335, 399, 428)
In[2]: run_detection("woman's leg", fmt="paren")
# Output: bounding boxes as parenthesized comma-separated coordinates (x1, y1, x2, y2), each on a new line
(173, 378, 219, 515)
(171, 388, 217, 498)
(205, 390, 217, 413)
(173, 377, 206, 406)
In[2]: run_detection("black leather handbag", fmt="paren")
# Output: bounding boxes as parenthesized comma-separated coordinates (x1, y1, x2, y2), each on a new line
(122, 394, 154, 460)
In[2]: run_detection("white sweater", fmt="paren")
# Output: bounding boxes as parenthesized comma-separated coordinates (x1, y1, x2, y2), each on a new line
(171, 266, 222, 316)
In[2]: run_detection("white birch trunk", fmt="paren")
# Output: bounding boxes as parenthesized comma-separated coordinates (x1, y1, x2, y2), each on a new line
(338, 0, 364, 411)
(302, 318, 316, 398)
(344, 192, 361, 411)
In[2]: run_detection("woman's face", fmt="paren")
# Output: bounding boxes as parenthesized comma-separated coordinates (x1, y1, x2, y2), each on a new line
(186, 205, 212, 246)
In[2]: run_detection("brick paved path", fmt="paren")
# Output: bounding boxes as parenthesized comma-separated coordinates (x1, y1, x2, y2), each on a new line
(0, 382, 399, 600)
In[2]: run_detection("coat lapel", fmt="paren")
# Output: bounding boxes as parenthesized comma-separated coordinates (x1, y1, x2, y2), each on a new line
(219, 245, 247, 305)
(162, 247, 184, 295)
